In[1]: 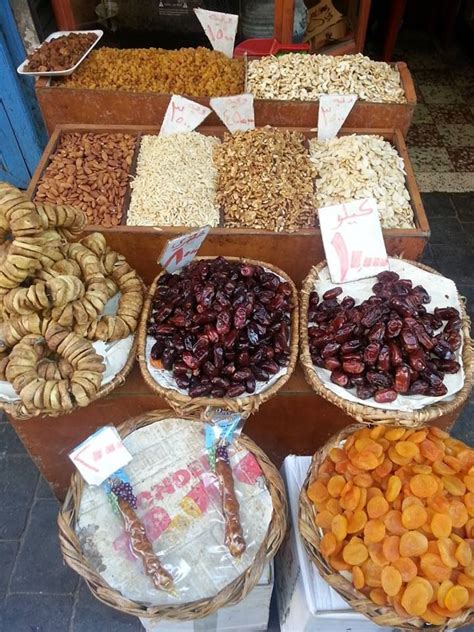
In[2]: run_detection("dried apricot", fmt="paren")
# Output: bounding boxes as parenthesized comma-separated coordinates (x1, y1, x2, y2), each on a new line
(355, 487, 367, 512)
(385, 428, 406, 441)
(410, 473, 438, 498)
(374, 458, 393, 478)
(353, 473, 373, 488)
(438, 537, 458, 568)
(367, 496, 389, 519)
(433, 461, 456, 476)
(420, 553, 452, 581)
(340, 485, 361, 511)
(401, 579, 431, 616)
(442, 475, 466, 496)
(388, 446, 411, 466)
(329, 550, 351, 571)
(362, 559, 383, 588)
(383, 535, 400, 563)
(448, 500, 469, 528)
(458, 449, 474, 471)
(412, 464, 433, 475)
(444, 585, 469, 612)
(364, 519, 386, 543)
(355, 437, 383, 457)
(331, 514, 348, 542)
(315, 510, 335, 530)
(368, 542, 389, 567)
(327, 475, 346, 497)
(370, 588, 387, 605)
(381, 565, 402, 597)
(370, 426, 385, 440)
(384, 510, 407, 535)
(420, 439, 444, 462)
(402, 504, 428, 530)
(431, 513, 453, 538)
(329, 447, 346, 463)
(437, 579, 454, 608)
(458, 573, 474, 590)
(464, 475, 474, 493)
(395, 441, 420, 459)
(308, 480, 328, 504)
(347, 509, 368, 534)
(320, 532, 337, 557)
(367, 487, 383, 500)
(343, 538, 369, 565)
(392, 556, 418, 582)
(421, 607, 447, 625)
(385, 475, 402, 502)
(319, 460, 335, 475)
(407, 429, 428, 444)
(352, 566, 365, 590)
(325, 498, 341, 515)
(444, 455, 462, 473)
(401, 495, 424, 510)
(429, 494, 451, 514)
(456, 541, 473, 567)
(400, 531, 429, 557)
(350, 451, 380, 471)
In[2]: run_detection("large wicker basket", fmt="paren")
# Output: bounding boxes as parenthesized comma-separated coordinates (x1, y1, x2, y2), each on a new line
(138, 256, 299, 416)
(58, 409, 287, 619)
(300, 259, 474, 426)
(299, 423, 474, 630)
(0, 335, 137, 420)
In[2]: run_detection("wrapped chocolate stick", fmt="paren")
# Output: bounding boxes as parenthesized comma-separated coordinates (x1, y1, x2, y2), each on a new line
(215, 443, 246, 558)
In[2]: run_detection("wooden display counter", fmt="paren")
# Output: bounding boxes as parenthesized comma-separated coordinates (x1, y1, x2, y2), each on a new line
(35, 62, 416, 136)
(28, 125, 430, 286)
(7, 363, 462, 502)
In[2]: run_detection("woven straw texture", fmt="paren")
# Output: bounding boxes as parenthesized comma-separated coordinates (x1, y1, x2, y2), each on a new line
(299, 423, 474, 630)
(137, 257, 299, 416)
(1, 334, 138, 420)
(58, 409, 288, 620)
(300, 258, 474, 426)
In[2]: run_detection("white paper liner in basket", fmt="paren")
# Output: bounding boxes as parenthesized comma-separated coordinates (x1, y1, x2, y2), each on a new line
(76, 417, 272, 606)
(0, 293, 134, 404)
(309, 258, 465, 412)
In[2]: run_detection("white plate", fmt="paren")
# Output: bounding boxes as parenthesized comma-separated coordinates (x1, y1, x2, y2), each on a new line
(17, 29, 103, 77)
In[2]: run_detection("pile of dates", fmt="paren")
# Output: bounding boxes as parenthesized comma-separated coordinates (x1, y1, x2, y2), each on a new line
(308, 270, 462, 404)
(148, 257, 293, 398)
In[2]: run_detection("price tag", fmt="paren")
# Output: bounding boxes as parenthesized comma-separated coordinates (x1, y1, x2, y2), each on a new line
(69, 426, 132, 486)
(319, 197, 389, 284)
(210, 94, 255, 133)
(318, 93, 357, 141)
(159, 226, 210, 273)
(160, 95, 211, 136)
(194, 9, 238, 58)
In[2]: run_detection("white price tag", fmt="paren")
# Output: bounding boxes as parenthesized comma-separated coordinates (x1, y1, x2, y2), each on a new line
(318, 93, 357, 141)
(210, 94, 255, 133)
(160, 95, 211, 136)
(69, 426, 132, 486)
(319, 197, 389, 283)
(159, 226, 210, 273)
(194, 9, 238, 58)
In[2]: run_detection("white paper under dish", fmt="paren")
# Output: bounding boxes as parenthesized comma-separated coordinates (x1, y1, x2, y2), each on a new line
(309, 258, 464, 412)
(17, 30, 103, 77)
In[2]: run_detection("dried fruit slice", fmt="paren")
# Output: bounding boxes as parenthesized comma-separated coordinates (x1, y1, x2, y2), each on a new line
(385, 475, 402, 502)
(308, 480, 328, 504)
(401, 578, 431, 616)
(456, 540, 473, 567)
(370, 588, 387, 605)
(410, 473, 438, 498)
(384, 509, 407, 535)
(320, 532, 337, 557)
(402, 503, 428, 530)
(442, 475, 466, 496)
(327, 474, 346, 497)
(431, 512, 452, 538)
(342, 538, 369, 565)
(395, 441, 420, 459)
(420, 553, 452, 581)
(444, 585, 469, 612)
(437, 579, 454, 608)
(315, 510, 335, 530)
(352, 565, 365, 590)
(347, 509, 367, 534)
(399, 530, 429, 557)
(331, 514, 348, 542)
(382, 535, 400, 563)
(368, 542, 389, 567)
(367, 496, 389, 519)
(381, 565, 402, 597)
(438, 537, 458, 569)
(364, 519, 386, 543)
(392, 556, 418, 582)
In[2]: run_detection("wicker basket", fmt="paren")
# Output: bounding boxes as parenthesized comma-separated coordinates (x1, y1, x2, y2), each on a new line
(58, 409, 288, 619)
(0, 335, 138, 420)
(138, 257, 299, 416)
(300, 259, 474, 426)
(299, 423, 474, 631)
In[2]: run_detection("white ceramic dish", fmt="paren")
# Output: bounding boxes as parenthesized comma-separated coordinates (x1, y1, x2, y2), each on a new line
(17, 29, 103, 77)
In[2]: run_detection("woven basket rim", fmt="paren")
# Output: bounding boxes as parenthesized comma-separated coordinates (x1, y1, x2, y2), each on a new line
(58, 409, 288, 620)
(137, 256, 299, 416)
(0, 333, 138, 420)
(298, 422, 474, 631)
(299, 257, 474, 426)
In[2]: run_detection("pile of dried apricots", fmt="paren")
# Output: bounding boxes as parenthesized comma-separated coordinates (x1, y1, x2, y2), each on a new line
(308, 425, 474, 625)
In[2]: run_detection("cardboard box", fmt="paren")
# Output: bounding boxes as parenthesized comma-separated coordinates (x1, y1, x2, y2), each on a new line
(276, 456, 381, 632)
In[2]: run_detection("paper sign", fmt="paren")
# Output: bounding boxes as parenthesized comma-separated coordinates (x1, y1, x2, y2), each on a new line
(210, 94, 255, 133)
(194, 9, 238, 58)
(160, 95, 211, 136)
(159, 226, 210, 273)
(319, 197, 389, 283)
(318, 93, 357, 140)
(69, 426, 132, 486)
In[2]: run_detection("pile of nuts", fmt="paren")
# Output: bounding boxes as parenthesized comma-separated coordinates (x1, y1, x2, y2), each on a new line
(34, 132, 136, 227)
(309, 424, 474, 624)
(128, 133, 220, 227)
(214, 128, 317, 232)
(247, 53, 406, 103)
(148, 257, 293, 398)
(309, 135, 415, 229)
(308, 270, 462, 404)
(24, 32, 97, 72)
(59, 47, 245, 97)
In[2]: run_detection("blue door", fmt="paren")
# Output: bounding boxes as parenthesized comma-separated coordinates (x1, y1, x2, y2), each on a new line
(0, 0, 46, 187)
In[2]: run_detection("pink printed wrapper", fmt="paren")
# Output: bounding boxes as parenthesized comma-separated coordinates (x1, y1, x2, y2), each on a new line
(76, 417, 272, 606)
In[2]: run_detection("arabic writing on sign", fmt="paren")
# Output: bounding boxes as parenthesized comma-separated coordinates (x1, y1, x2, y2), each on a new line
(318, 93, 357, 141)
(194, 9, 238, 57)
(160, 95, 211, 137)
(319, 197, 389, 284)
(159, 226, 210, 273)
(210, 94, 255, 133)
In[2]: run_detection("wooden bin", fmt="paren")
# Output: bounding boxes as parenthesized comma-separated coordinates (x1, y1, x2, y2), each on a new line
(35, 62, 416, 136)
(27, 123, 430, 287)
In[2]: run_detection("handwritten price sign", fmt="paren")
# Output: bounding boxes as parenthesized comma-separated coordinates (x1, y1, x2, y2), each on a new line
(318, 93, 357, 141)
(160, 95, 211, 136)
(319, 197, 389, 283)
(194, 9, 238, 58)
(210, 94, 255, 133)
(159, 226, 210, 273)
(69, 426, 132, 486)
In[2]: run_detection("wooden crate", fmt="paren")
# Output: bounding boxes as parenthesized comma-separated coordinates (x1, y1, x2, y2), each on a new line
(28, 123, 430, 286)
(35, 62, 416, 136)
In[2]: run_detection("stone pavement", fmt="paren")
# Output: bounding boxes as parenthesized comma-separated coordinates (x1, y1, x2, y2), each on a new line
(0, 192, 473, 632)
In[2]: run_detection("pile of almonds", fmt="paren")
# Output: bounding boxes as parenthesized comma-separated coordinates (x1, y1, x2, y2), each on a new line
(308, 424, 474, 625)
(35, 132, 136, 227)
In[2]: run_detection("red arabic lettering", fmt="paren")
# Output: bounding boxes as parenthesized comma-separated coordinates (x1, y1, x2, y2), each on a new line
(331, 231, 349, 282)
